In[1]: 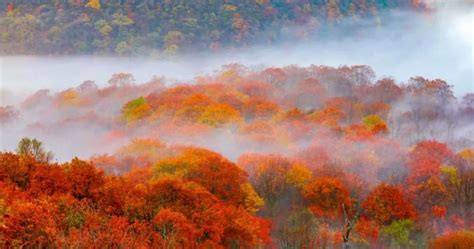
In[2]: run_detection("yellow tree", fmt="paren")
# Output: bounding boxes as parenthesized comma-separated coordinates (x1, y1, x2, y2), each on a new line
(122, 97, 152, 124)
(286, 163, 312, 189)
(86, 0, 100, 10)
(198, 103, 242, 127)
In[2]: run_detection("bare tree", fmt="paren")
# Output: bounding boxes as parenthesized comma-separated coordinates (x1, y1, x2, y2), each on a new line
(342, 203, 361, 249)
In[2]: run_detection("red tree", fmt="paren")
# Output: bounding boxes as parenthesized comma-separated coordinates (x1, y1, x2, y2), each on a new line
(362, 184, 416, 225)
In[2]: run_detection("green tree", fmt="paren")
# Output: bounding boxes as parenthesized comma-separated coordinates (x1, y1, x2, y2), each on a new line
(380, 219, 418, 248)
(16, 137, 53, 163)
(122, 97, 152, 124)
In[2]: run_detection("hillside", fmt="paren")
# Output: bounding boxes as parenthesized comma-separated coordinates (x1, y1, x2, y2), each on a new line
(0, 0, 425, 55)
(1, 65, 474, 248)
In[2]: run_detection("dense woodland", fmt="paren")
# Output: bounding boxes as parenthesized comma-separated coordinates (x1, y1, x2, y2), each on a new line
(0, 0, 426, 55)
(1, 65, 473, 248)
(1, 0, 472, 248)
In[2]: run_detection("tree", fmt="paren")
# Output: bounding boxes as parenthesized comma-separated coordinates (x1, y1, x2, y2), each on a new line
(349, 65, 376, 86)
(6, 3, 14, 14)
(0, 152, 36, 189)
(111, 13, 134, 27)
(85, 0, 101, 10)
(372, 78, 402, 103)
(143, 178, 228, 245)
(363, 184, 416, 225)
(354, 217, 380, 243)
(198, 103, 242, 127)
(115, 138, 167, 168)
(242, 97, 279, 120)
(407, 140, 453, 184)
(56, 89, 85, 107)
(122, 97, 152, 124)
(239, 154, 292, 215)
(16, 137, 53, 163)
(152, 208, 198, 248)
(461, 93, 474, 115)
(287, 78, 328, 110)
(380, 219, 417, 248)
(429, 230, 474, 249)
(163, 31, 184, 56)
(454, 149, 474, 220)
(407, 77, 454, 104)
(154, 148, 249, 205)
(409, 176, 452, 214)
(342, 203, 361, 249)
(259, 68, 286, 85)
(303, 177, 352, 219)
(440, 165, 462, 206)
(95, 20, 112, 37)
(279, 208, 320, 248)
(362, 114, 388, 134)
(108, 73, 135, 87)
(29, 164, 70, 196)
(65, 158, 105, 201)
(0, 200, 59, 248)
(286, 163, 312, 188)
(115, 41, 131, 55)
(174, 94, 213, 124)
(239, 183, 265, 213)
(63, 215, 155, 248)
(231, 13, 249, 42)
(219, 205, 271, 248)
(327, 0, 342, 21)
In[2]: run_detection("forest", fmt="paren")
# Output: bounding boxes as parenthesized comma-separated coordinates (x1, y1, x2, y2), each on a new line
(1, 0, 473, 248)
(1, 64, 473, 248)
(0, 0, 426, 55)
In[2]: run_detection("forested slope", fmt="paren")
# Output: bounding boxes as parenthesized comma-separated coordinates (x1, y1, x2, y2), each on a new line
(0, 0, 425, 55)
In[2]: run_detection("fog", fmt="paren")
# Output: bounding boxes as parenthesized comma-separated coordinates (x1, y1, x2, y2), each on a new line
(0, 1, 473, 161)
(1, 2, 473, 99)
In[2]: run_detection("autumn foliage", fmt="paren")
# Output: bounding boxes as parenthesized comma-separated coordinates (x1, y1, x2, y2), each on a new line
(362, 184, 416, 225)
(429, 230, 474, 249)
(1, 63, 473, 247)
(0, 2, 425, 55)
(303, 177, 352, 219)
(0, 150, 270, 248)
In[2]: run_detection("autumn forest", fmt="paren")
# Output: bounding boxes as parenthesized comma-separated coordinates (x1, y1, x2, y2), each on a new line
(0, 1, 473, 249)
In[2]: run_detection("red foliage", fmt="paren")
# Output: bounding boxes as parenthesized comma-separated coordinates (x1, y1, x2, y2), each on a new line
(29, 164, 70, 196)
(6, 2, 14, 13)
(408, 140, 453, 184)
(152, 208, 198, 248)
(65, 158, 105, 201)
(0, 153, 37, 189)
(429, 231, 474, 249)
(1, 200, 59, 247)
(184, 149, 247, 202)
(432, 205, 447, 219)
(302, 177, 352, 219)
(1, 63, 472, 247)
(355, 217, 379, 241)
(362, 184, 417, 225)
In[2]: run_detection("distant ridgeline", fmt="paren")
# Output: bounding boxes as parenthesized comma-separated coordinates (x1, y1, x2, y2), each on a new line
(0, 0, 425, 56)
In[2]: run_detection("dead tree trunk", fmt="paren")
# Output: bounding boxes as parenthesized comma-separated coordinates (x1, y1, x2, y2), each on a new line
(342, 203, 361, 249)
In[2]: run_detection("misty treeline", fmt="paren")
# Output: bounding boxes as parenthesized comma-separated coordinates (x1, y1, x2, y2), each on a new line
(0, 0, 425, 55)
(1, 64, 473, 248)
(2, 64, 473, 151)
